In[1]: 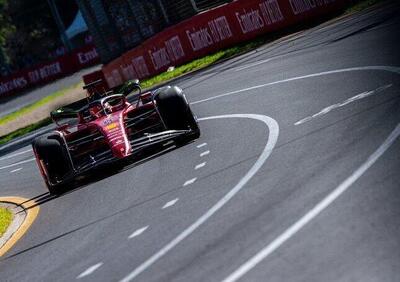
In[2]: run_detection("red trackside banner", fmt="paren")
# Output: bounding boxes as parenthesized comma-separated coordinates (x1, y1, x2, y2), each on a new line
(0, 45, 100, 98)
(102, 0, 346, 88)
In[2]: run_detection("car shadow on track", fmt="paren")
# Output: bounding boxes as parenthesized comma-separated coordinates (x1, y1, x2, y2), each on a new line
(20, 143, 184, 212)
(4, 142, 202, 260)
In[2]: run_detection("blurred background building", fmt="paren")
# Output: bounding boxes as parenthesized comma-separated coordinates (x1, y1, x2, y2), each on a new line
(76, 0, 232, 63)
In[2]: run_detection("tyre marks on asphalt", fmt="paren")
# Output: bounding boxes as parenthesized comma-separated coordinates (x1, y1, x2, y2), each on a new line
(294, 84, 393, 125)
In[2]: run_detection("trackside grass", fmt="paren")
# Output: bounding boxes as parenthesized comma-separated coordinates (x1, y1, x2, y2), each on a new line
(0, 82, 83, 127)
(346, 0, 387, 13)
(0, 207, 13, 237)
(0, 118, 52, 146)
(140, 40, 264, 89)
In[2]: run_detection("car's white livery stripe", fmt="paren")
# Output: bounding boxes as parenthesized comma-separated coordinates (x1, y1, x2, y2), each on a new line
(119, 111, 132, 156)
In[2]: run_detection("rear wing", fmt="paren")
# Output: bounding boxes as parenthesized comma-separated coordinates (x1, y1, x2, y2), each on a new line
(83, 79, 103, 90)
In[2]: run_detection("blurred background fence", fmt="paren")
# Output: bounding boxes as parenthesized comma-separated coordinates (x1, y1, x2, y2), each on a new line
(76, 0, 233, 63)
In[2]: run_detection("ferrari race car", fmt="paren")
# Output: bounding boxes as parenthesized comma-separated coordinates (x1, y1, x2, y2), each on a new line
(32, 80, 200, 194)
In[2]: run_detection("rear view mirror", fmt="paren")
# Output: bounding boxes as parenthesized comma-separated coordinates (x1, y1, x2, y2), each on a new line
(119, 79, 142, 96)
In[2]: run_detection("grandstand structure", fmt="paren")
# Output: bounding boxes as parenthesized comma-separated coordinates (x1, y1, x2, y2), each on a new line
(76, 0, 231, 63)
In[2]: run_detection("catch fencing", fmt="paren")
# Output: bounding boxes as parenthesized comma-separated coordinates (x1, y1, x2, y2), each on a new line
(98, 0, 346, 89)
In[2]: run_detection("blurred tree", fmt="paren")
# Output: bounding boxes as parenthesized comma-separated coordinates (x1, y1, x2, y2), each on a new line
(0, 0, 78, 73)
(0, 0, 14, 69)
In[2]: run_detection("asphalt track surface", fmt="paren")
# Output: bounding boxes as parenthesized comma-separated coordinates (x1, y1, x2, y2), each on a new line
(1, 3, 400, 282)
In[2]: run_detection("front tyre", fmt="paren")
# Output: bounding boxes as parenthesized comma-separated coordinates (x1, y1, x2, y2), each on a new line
(33, 135, 72, 195)
(155, 86, 200, 143)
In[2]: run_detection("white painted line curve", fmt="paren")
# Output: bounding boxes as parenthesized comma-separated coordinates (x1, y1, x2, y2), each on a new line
(183, 178, 197, 187)
(191, 66, 400, 105)
(0, 149, 32, 162)
(119, 114, 279, 282)
(222, 123, 400, 282)
(0, 158, 35, 171)
(129, 226, 149, 239)
(195, 162, 206, 170)
(200, 150, 210, 157)
(162, 198, 179, 209)
(197, 143, 208, 149)
(77, 263, 103, 279)
(10, 168, 23, 173)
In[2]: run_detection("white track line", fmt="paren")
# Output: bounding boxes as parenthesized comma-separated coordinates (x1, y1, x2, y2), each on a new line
(183, 178, 197, 187)
(0, 149, 32, 162)
(295, 84, 393, 125)
(77, 263, 103, 279)
(0, 158, 35, 171)
(162, 198, 179, 209)
(200, 150, 210, 157)
(119, 114, 279, 282)
(222, 123, 400, 282)
(191, 66, 400, 105)
(10, 168, 23, 173)
(129, 226, 149, 239)
(195, 162, 206, 170)
(197, 143, 208, 149)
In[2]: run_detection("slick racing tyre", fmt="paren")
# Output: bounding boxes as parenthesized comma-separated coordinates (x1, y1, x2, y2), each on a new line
(155, 86, 200, 143)
(33, 136, 71, 195)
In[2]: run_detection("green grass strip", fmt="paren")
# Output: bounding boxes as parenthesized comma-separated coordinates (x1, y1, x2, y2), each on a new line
(0, 207, 13, 237)
(0, 118, 52, 146)
(0, 82, 82, 126)
(140, 39, 264, 89)
(346, 0, 386, 13)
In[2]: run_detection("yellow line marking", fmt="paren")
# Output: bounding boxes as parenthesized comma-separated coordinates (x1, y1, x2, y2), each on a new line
(0, 196, 40, 257)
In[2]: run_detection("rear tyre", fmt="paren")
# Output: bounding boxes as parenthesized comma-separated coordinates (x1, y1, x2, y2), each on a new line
(155, 86, 200, 144)
(33, 136, 72, 195)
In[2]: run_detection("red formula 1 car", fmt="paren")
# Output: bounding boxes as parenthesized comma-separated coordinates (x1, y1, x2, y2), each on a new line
(32, 80, 200, 194)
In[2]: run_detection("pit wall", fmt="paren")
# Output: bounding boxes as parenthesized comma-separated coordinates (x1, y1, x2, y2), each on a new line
(0, 44, 100, 98)
(100, 0, 346, 89)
